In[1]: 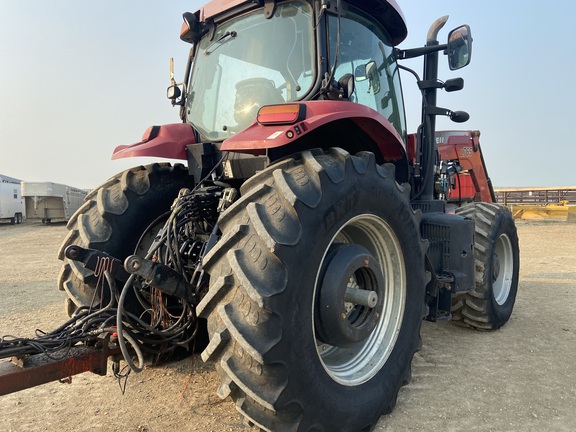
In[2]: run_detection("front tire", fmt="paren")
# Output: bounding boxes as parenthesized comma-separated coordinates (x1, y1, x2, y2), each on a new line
(451, 202, 520, 330)
(198, 149, 426, 431)
(57, 163, 192, 314)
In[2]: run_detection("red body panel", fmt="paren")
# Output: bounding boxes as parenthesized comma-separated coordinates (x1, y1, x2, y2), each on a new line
(112, 123, 196, 161)
(447, 173, 476, 201)
(222, 100, 407, 161)
(436, 130, 494, 203)
(407, 130, 494, 203)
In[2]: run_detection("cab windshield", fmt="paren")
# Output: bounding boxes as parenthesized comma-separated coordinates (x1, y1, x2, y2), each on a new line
(186, 1, 315, 141)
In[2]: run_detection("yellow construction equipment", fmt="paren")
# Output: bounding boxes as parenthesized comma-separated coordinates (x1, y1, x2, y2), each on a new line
(495, 187, 576, 221)
(509, 202, 576, 221)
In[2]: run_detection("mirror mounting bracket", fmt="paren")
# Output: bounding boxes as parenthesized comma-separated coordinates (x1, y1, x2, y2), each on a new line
(418, 80, 444, 90)
(263, 0, 276, 19)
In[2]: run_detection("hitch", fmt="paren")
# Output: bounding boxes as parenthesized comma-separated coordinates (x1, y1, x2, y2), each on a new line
(65, 245, 131, 283)
(0, 338, 120, 396)
(66, 245, 199, 306)
(124, 255, 199, 305)
(1, 241, 207, 395)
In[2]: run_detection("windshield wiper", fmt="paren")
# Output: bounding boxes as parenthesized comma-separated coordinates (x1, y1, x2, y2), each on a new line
(204, 31, 237, 55)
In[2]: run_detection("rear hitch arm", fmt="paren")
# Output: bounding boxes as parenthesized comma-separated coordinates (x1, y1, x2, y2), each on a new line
(124, 255, 199, 306)
(65, 245, 131, 283)
(65, 245, 199, 305)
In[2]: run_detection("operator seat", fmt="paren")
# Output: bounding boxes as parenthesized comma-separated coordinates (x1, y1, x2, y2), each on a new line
(234, 78, 285, 129)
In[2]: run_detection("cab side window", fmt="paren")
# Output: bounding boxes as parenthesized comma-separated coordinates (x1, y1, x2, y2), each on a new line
(328, 10, 406, 139)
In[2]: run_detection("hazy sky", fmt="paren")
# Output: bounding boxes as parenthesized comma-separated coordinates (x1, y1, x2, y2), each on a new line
(1, 1, 574, 189)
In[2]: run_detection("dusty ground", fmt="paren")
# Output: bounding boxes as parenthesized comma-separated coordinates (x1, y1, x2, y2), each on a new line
(0, 219, 574, 432)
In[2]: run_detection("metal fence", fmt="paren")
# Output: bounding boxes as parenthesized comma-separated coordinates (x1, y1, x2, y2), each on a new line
(495, 187, 576, 206)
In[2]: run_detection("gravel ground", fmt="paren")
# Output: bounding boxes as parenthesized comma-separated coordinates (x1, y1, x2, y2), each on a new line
(0, 219, 574, 432)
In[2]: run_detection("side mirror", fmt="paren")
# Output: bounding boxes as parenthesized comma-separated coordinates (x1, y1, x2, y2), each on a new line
(167, 85, 182, 101)
(355, 61, 381, 94)
(447, 25, 472, 70)
(355, 64, 367, 81)
(338, 73, 355, 99)
(167, 58, 184, 106)
(365, 61, 381, 94)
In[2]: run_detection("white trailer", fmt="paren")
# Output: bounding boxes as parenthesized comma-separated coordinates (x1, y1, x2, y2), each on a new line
(0, 174, 25, 224)
(21, 182, 88, 224)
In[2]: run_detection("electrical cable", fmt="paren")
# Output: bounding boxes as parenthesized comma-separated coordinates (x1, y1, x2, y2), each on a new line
(1, 171, 228, 379)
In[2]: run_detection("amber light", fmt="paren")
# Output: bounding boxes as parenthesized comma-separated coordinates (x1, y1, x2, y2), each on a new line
(180, 22, 191, 41)
(257, 104, 305, 125)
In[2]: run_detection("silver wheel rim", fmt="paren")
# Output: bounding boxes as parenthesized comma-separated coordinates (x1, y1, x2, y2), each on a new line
(134, 216, 167, 257)
(314, 214, 406, 386)
(493, 233, 514, 305)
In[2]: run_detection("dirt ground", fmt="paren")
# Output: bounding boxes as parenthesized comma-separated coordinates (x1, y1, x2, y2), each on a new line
(0, 219, 574, 432)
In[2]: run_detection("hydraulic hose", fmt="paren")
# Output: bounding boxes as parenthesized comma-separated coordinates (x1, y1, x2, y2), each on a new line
(116, 273, 145, 373)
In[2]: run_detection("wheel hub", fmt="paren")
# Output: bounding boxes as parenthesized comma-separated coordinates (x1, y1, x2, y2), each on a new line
(316, 244, 384, 347)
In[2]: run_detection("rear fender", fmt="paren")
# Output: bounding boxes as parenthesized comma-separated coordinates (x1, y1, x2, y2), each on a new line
(112, 123, 196, 160)
(222, 101, 408, 181)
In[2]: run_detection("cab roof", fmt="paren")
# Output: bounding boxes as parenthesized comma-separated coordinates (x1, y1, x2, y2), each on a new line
(197, 0, 407, 45)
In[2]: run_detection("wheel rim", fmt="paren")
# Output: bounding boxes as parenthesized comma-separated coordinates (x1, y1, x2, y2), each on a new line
(134, 213, 169, 258)
(314, 214, 406, 386)
(492, 233, 514, 305)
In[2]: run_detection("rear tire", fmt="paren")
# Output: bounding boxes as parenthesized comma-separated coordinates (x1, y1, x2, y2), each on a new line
(198, 149, 426, 431)
(452, 203, 519, 330)
(57, 163, 192, 313)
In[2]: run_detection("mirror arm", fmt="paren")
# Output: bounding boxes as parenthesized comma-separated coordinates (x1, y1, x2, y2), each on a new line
(395, 44, 447, 60)
(418, 80, 444, 90)
(424, 106, 469, 123)
(417, 77, 464, 92)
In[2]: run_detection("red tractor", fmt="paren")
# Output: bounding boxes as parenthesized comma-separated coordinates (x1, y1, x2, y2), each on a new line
(48, 0, 519, 430)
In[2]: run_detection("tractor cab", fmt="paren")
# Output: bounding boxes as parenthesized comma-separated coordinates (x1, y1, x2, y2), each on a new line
(171, 0, 472, 195)
(173, 0, 409, 141)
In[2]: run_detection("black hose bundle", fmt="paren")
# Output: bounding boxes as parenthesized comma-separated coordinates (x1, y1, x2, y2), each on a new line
(0, 186, 224, 375)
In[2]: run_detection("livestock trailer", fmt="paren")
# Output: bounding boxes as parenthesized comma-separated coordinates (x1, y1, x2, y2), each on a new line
(21, 182, 88, 224)
(0, 174, 25, 224)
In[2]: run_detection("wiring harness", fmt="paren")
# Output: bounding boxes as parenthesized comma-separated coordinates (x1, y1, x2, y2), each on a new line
(0, 185, 230, 380)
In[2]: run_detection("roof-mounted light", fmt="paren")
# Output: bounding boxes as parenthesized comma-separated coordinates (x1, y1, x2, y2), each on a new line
(180, 12, 208, 44)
